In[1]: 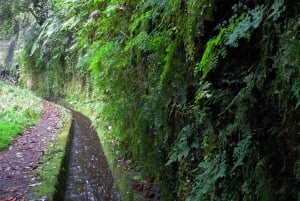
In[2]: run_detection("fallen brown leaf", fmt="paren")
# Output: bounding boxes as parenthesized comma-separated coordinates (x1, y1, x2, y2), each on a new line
(23, 146, 32, 150)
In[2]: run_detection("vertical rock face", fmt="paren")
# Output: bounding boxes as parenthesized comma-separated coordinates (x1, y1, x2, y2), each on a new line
(0, 23, 21, 82)
(0, 37, 19, 82)
(0, 39, 10, 67)
(4, 23, 19, 70)
(4, 37, 17, 69)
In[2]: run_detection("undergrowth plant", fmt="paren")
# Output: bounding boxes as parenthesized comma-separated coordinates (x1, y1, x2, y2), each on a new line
(0, 82, 44, 150)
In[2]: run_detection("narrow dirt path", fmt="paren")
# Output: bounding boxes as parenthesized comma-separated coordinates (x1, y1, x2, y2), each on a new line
(0, 101, 62, 201)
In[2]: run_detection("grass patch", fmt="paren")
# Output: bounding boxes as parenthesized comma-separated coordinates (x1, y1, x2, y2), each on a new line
(31, 107, 72, 200)
(0, 121, 22, 150)
(0, 81, 44, 150)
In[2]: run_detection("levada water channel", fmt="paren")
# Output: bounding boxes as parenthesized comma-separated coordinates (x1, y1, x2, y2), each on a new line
(55, 110, 121, 201)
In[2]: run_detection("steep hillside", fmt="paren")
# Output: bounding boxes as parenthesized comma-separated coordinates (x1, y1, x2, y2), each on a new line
(18, 1, 300, 200)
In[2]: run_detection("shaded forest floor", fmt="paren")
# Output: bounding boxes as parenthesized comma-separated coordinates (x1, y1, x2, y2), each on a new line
(0, 101, 62, 201)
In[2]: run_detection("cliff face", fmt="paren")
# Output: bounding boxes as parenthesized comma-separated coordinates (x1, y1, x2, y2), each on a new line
(0, 39, 10, 68)
(0, 24, 22, 82)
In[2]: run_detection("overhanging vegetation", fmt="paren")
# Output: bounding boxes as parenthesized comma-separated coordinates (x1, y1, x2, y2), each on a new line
(3, 0, 300, 200)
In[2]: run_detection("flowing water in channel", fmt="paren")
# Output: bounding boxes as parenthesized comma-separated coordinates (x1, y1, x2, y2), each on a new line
(62, 111, 120, 201)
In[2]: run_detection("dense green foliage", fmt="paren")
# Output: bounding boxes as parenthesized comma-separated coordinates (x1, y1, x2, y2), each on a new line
(0, 0, 33, 38)
(18, 0, 300, 200)
(0, 82, 44, 150)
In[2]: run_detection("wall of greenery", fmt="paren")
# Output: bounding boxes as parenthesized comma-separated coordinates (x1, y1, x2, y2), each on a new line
(19, 0, 300, 200)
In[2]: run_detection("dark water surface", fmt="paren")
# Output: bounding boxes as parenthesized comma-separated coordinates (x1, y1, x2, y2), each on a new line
(63, 111, 120, 201)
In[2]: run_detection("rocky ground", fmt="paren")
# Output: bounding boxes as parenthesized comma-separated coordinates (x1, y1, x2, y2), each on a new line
(0, 101, 62, 201)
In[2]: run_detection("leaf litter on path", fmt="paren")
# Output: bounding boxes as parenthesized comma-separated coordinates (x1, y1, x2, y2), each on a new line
(0, 101, 62, 201)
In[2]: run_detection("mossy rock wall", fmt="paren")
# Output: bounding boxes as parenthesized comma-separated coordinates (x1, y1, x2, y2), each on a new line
(20, 1, 300, 200)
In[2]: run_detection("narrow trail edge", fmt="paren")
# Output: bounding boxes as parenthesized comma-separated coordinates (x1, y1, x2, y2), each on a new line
(0, 101, 63, 201)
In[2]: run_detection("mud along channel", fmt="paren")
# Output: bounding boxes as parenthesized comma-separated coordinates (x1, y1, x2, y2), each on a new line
(57, 110, 120, 201)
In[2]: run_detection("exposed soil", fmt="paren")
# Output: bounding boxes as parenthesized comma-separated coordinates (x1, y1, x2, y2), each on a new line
(130, 178, 161, 201)
(0, 101, 62, 201)
(117, 160, 161, 201)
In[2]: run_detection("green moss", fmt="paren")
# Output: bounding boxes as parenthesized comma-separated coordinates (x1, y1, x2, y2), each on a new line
(18, 0, 300, 200)
(31, 108, 72, 200)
